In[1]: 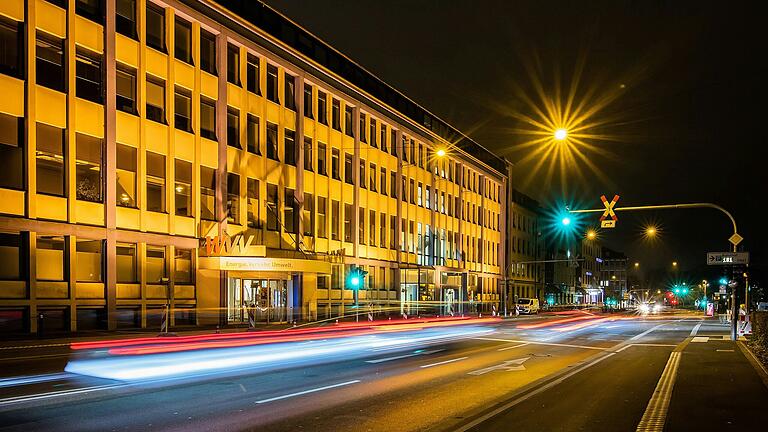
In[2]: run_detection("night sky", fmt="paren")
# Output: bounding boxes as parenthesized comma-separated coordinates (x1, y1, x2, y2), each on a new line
(264, 0, 766, 288)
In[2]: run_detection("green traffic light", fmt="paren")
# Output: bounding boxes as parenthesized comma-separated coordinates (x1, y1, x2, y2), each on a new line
(561, 217, 571, 226)
(350, 276, 360, 287)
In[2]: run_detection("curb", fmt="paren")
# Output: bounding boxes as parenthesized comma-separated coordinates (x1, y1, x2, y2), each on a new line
(736, 340, 768, 390)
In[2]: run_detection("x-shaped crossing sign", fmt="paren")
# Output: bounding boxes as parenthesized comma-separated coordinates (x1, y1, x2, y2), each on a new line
(599, 194, 620, 221)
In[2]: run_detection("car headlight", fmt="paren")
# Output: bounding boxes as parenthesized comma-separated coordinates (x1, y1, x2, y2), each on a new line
(639, 304, 650, 313)
(653, 304, 661, 313)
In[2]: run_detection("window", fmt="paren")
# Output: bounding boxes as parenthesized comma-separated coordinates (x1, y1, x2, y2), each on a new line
(418, 143, 423, 168)
(284, 188, 296, 233)
(0, 232, 22, 280)
(174, 87, 192, 132)
(369, 163, 376, 191)
(0, 17, 22, 79)
(284, 129, 296, 165)
(318, 91, 328, 124)
(284, 74, 296, 110)
(146, 77, 165, 123)
(116, 243, 137, 283)
(380, 213, 386, 248)
(115, 0, 137, 39)
(369, 209, 375, 245)
(174, 248, 193, 284)
(402, 177, 406, 202)
(36, 33, 65, 92)
(344, 106, 354, 137)
(409, 179, 415, 204)
(303, 193, 314, 236)
(116, 144, 136, 207)
(227, 173, 240, 224)
(402, 136, 408, 163)
(317, 142, 327, 175)
(266, 122, 278, 160)
(331, 200, 340, 240)
(146, 152, 166, 212)
(360, 159, 366, 189)
(200, 166, 215, 220)
(200, 98, 216, 140)
(344, 153, 354, 184)
(331, 148, 340, 180)
(246, 53, 260, 94)
(390, 171, 397, 198)
(380, 168, 387, 195)
(266, 64, 279, 103)
(36, 123, 65, 197)
(116, 65, 136, 113)
(359, 113, 367, 143)
(75, 133, 102, 202)
(227, 43, 240, 85)
(266, 183, 278, 231)
(76, 0, 102, 22)
(390, 216, 396, 249)
(331, 98, 341, 130)
(0, 113, 23, 190)
(146, 3, 165, 52)
(425, 185, 430, 209)
(76, 239, 102, 282)
(417, 182, 422, 206)
(37, 236, 65, 281)
(370, 119, 377, 148)
(380, 124, 387, 153)
(358, 207, 365, 243)
(344, 203, 353, 242)
(247, 178, 260, 228)
(146, 245, 166, 283)
(303, 84, 313, 118)
(200, 29, 217, 75)
(174, 17, 192, 64)
(227, 107, 240, 149)
(317, 197, 327, 238)
(410, 139, 416, 164)
(247, 115, 260, 154)
(175, 159, 192, 217)
(303, 137, 313, 171)
(390, 129, 398, 157)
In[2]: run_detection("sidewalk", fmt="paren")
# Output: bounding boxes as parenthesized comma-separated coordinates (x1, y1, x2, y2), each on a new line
(665, 322, 768, 430)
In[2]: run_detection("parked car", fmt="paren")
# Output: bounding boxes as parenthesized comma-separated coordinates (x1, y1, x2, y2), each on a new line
(517, 298, 540, 314)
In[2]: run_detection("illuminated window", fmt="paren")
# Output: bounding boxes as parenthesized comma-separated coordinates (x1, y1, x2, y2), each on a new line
(174, 17, 192, 64)
(266, 183, 278, 231)
(36, 123, 65, 197)
(317, 197, 327, 238)
(303, 193, 314, 237)
(146, 3, 165, 52)
(116, 144, 136, 207)
(145, 77, 165, 123)
(174, 87, 192, 132)
(200, 166, 215, 221)
(146, 152, 166, 213)
(75, 133, 102, 203)
(0, 113, 23, 190)
(116, 64, 136, 114)
(227, 173, 240, 224)
(146, 245, 166, 283)
(36, 236, 65, 281)
(284, 188, 296, 233)
(174, 248, 193, 284)
(76, 239, 102, 282)
(247, 178, 260, 229)
(116, 243, 137, 283)
(174, 159, 192, 217)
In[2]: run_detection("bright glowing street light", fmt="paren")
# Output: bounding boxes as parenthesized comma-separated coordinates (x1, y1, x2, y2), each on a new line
(561, 217, 571, 226)
(554, 128, 568, 141)
(634, 262, 640, 268)
(436, 148, 447, 157)
(672, 261, 678, 267)
(586, 230, 597, 240)
(646, 227, 656, 236)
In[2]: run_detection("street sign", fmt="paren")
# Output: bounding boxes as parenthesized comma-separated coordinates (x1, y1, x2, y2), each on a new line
(599, 194, 620, 223)
(729, 233, 743, 247)
(707, 252, 749, 265)
(601, 219, 616, 228)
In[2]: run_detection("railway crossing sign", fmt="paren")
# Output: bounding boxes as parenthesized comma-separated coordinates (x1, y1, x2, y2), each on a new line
(599, 195, 619, 228)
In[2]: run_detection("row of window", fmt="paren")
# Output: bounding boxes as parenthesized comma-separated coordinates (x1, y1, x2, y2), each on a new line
(0, 231, 193, 285)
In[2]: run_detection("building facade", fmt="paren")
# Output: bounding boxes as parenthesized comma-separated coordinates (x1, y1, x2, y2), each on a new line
(544, 244, 578, 305)
(577, 237, 603, 304)
(504, 189, 544, 310)
(600, 247, 628, 306)
(0, 0, 509, 335)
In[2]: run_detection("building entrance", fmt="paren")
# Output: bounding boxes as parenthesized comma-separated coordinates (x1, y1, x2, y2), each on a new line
(227, 278, 288, 324)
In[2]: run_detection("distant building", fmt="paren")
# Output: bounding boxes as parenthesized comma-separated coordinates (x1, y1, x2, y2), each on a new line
(578, 237, 603, 304)
(504, 189, 545, 310)
(601, 247, 628, 306)
(544, 244, 578, 305)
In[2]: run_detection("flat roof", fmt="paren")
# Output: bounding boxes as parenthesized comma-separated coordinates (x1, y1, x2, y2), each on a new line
(191, 0, 508, 175)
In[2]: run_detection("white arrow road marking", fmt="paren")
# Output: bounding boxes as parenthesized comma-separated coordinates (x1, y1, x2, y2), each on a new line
(365, 349, 443, 364)
(468, 357, 530, 375)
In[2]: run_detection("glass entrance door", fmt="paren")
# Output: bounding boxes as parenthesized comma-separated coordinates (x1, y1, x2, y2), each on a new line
(228, 278, 288, 324)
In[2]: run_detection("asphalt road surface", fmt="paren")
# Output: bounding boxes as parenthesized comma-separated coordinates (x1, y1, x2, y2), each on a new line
(1, 311, 765, 432)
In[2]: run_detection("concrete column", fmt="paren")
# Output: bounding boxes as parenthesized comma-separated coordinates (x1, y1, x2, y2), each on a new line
(104, 0, 118, 331)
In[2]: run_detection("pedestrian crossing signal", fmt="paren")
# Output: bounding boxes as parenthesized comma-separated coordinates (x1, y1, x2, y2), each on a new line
(347, 267, 367, 290)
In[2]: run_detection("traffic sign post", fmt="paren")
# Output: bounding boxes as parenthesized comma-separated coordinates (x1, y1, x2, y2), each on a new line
(707, 252, 749, 265)
(598, 194, 619, 228)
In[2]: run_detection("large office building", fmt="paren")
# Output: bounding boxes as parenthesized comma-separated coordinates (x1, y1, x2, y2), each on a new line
(505, 189, 544, 310)
(0, 0, 509, 334)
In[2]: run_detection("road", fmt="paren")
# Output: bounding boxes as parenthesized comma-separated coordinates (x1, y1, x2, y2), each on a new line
(1, 311, 766, 432)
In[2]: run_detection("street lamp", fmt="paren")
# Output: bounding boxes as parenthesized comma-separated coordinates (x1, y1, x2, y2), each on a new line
(672, 261, 678, 267)
(436, 148, 447, 157)
(554, 128, 568, 141)
(586, 230, 596, 240)
(634, 262, 640, 268)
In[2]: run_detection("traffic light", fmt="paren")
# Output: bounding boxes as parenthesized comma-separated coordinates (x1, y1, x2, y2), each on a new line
(719, 277, 728, 285)
(682, 287, 689, 295)
(347, 266, 367, 290)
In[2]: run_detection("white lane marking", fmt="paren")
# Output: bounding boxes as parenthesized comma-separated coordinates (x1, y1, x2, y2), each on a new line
(0, 372, 73, 388)
(615, 344, 676, 353)
(0, 384, 126, 406)
(0, 343, 70, 350)
(254, 380, 360, 404)
(690, 323, 702, 336)
(498, 343, 530, 352)
(716, 349, 734, 352)
(635, 352, 681, 432)
(629, 322, 669, 341)
(468, 357, 530, 375)
(454, 352, 616, 432)
(365, 349, 442, 364)
(420, 357, 469, 369)
(474, 337, 607, 351)
(691, 337, 709, 343)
